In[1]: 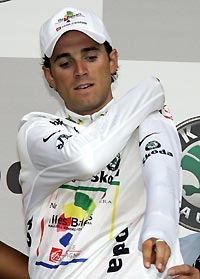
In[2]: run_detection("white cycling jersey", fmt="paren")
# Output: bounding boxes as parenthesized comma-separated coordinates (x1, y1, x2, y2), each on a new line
(17, 77, 183, 278)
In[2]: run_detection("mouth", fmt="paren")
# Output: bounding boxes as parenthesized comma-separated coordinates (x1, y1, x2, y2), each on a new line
(74, 83, 94, 90)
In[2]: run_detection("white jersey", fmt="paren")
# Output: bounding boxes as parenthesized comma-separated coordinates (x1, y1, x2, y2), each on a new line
(17, 77, 183, 279)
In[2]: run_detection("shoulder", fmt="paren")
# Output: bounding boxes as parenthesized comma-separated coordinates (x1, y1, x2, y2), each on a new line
(18, 111, 65, 130)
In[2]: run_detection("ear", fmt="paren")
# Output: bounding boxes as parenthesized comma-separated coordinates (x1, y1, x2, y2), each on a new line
(42, 65, 56, 89)
(109, 49, 118, 75)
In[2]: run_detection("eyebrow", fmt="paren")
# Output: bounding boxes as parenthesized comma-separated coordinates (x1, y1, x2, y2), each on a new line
(54, 46, 100, 63)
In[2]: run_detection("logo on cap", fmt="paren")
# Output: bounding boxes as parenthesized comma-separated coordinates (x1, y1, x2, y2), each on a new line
(55, 11, 84, 32)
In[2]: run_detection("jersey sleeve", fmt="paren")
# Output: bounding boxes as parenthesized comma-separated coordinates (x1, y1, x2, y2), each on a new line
(17, 77, 165, 209)
(138, 110, 182, 251)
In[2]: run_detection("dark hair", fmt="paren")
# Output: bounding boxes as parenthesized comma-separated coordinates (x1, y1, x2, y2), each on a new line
(103, 41, 118, 83)
(42, 41, 118, 83)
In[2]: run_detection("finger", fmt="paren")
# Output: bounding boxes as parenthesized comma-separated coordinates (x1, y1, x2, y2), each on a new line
(154, 240, 170, 272)
(168, 264, 200, 276)
(161, 243, 171, 269)
(142, 238, 156, 269)
(158, 245, 171, 272)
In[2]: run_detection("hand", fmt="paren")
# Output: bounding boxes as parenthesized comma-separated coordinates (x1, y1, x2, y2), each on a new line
(167, 264, 200, 278)
(142, 237, 171, 273)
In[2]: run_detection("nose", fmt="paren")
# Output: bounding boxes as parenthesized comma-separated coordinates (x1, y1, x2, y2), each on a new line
(74, 60, 88, 77)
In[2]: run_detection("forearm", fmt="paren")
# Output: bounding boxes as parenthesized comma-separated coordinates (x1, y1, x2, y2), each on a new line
(138, 111, 182, 250)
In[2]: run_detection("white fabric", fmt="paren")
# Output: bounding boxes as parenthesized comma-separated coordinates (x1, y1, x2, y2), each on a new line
(17, 77, 183, 279)
(139, 111, 183, 250)
(40, 7, 112, 58)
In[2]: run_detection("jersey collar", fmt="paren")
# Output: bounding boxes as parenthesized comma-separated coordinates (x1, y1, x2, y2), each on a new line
(56, 99, 114, 126)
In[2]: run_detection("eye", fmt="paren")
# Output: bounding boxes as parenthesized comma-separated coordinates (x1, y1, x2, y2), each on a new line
(60, 60, 73, 68)
(85, 55, 98, 62)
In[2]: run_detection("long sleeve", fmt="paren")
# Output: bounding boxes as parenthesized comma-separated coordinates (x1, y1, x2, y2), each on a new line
(17, 77, 165, 210)
(138, 111, 182, 251)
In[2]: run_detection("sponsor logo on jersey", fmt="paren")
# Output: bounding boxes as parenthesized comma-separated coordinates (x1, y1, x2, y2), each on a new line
(99, 198, 112, 204)
(49, 245, 82, 264)
(107, 153, 121, 171)
(145, 140, 161, 151)
(91, 154, 120, 184)
(160, 104, 173, 120)
(91, 170, 116, 184)
(142, 140, 173, 164)
(177, 116, 200, 232)
(49, 247, 63, 263)
(70, 154, 120, 185)
(48, 192, 94, 231)
(107, 227, 130, 273)
(48, 214, 93, 231)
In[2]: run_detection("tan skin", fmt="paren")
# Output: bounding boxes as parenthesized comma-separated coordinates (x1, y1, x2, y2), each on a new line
(142, 238, 171, 272)
(143, 240, 200, 278)
(43, 30, 198, 276)
(0, 241, 29, 279)
(168, 264, 200, 278)
(43, 31, 117, 116)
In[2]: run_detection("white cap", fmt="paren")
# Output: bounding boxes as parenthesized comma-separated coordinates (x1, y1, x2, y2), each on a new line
(40, 7, 112, 58)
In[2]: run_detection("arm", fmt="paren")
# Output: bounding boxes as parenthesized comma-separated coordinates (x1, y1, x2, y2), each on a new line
(18, 77, 165, 208)
(138, 110, 182, 271)
(0, 241, 29, 279)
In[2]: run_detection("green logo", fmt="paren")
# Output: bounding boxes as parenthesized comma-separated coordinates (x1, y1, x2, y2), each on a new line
(182, 145, 200, 197)
(177, 116, 200, 232)
(145, 140, 161, 151)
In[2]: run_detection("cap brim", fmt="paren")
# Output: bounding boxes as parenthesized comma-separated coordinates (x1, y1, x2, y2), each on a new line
(45, 27, 110, 58)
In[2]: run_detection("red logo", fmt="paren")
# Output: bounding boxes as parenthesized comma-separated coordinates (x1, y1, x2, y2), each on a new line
(161, 104, 173, 120)
(56, 26, 61, 32)
(49, 247, 63, 263)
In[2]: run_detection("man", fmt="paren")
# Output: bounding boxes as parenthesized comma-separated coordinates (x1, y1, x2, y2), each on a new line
(17, 6, 183, 278)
